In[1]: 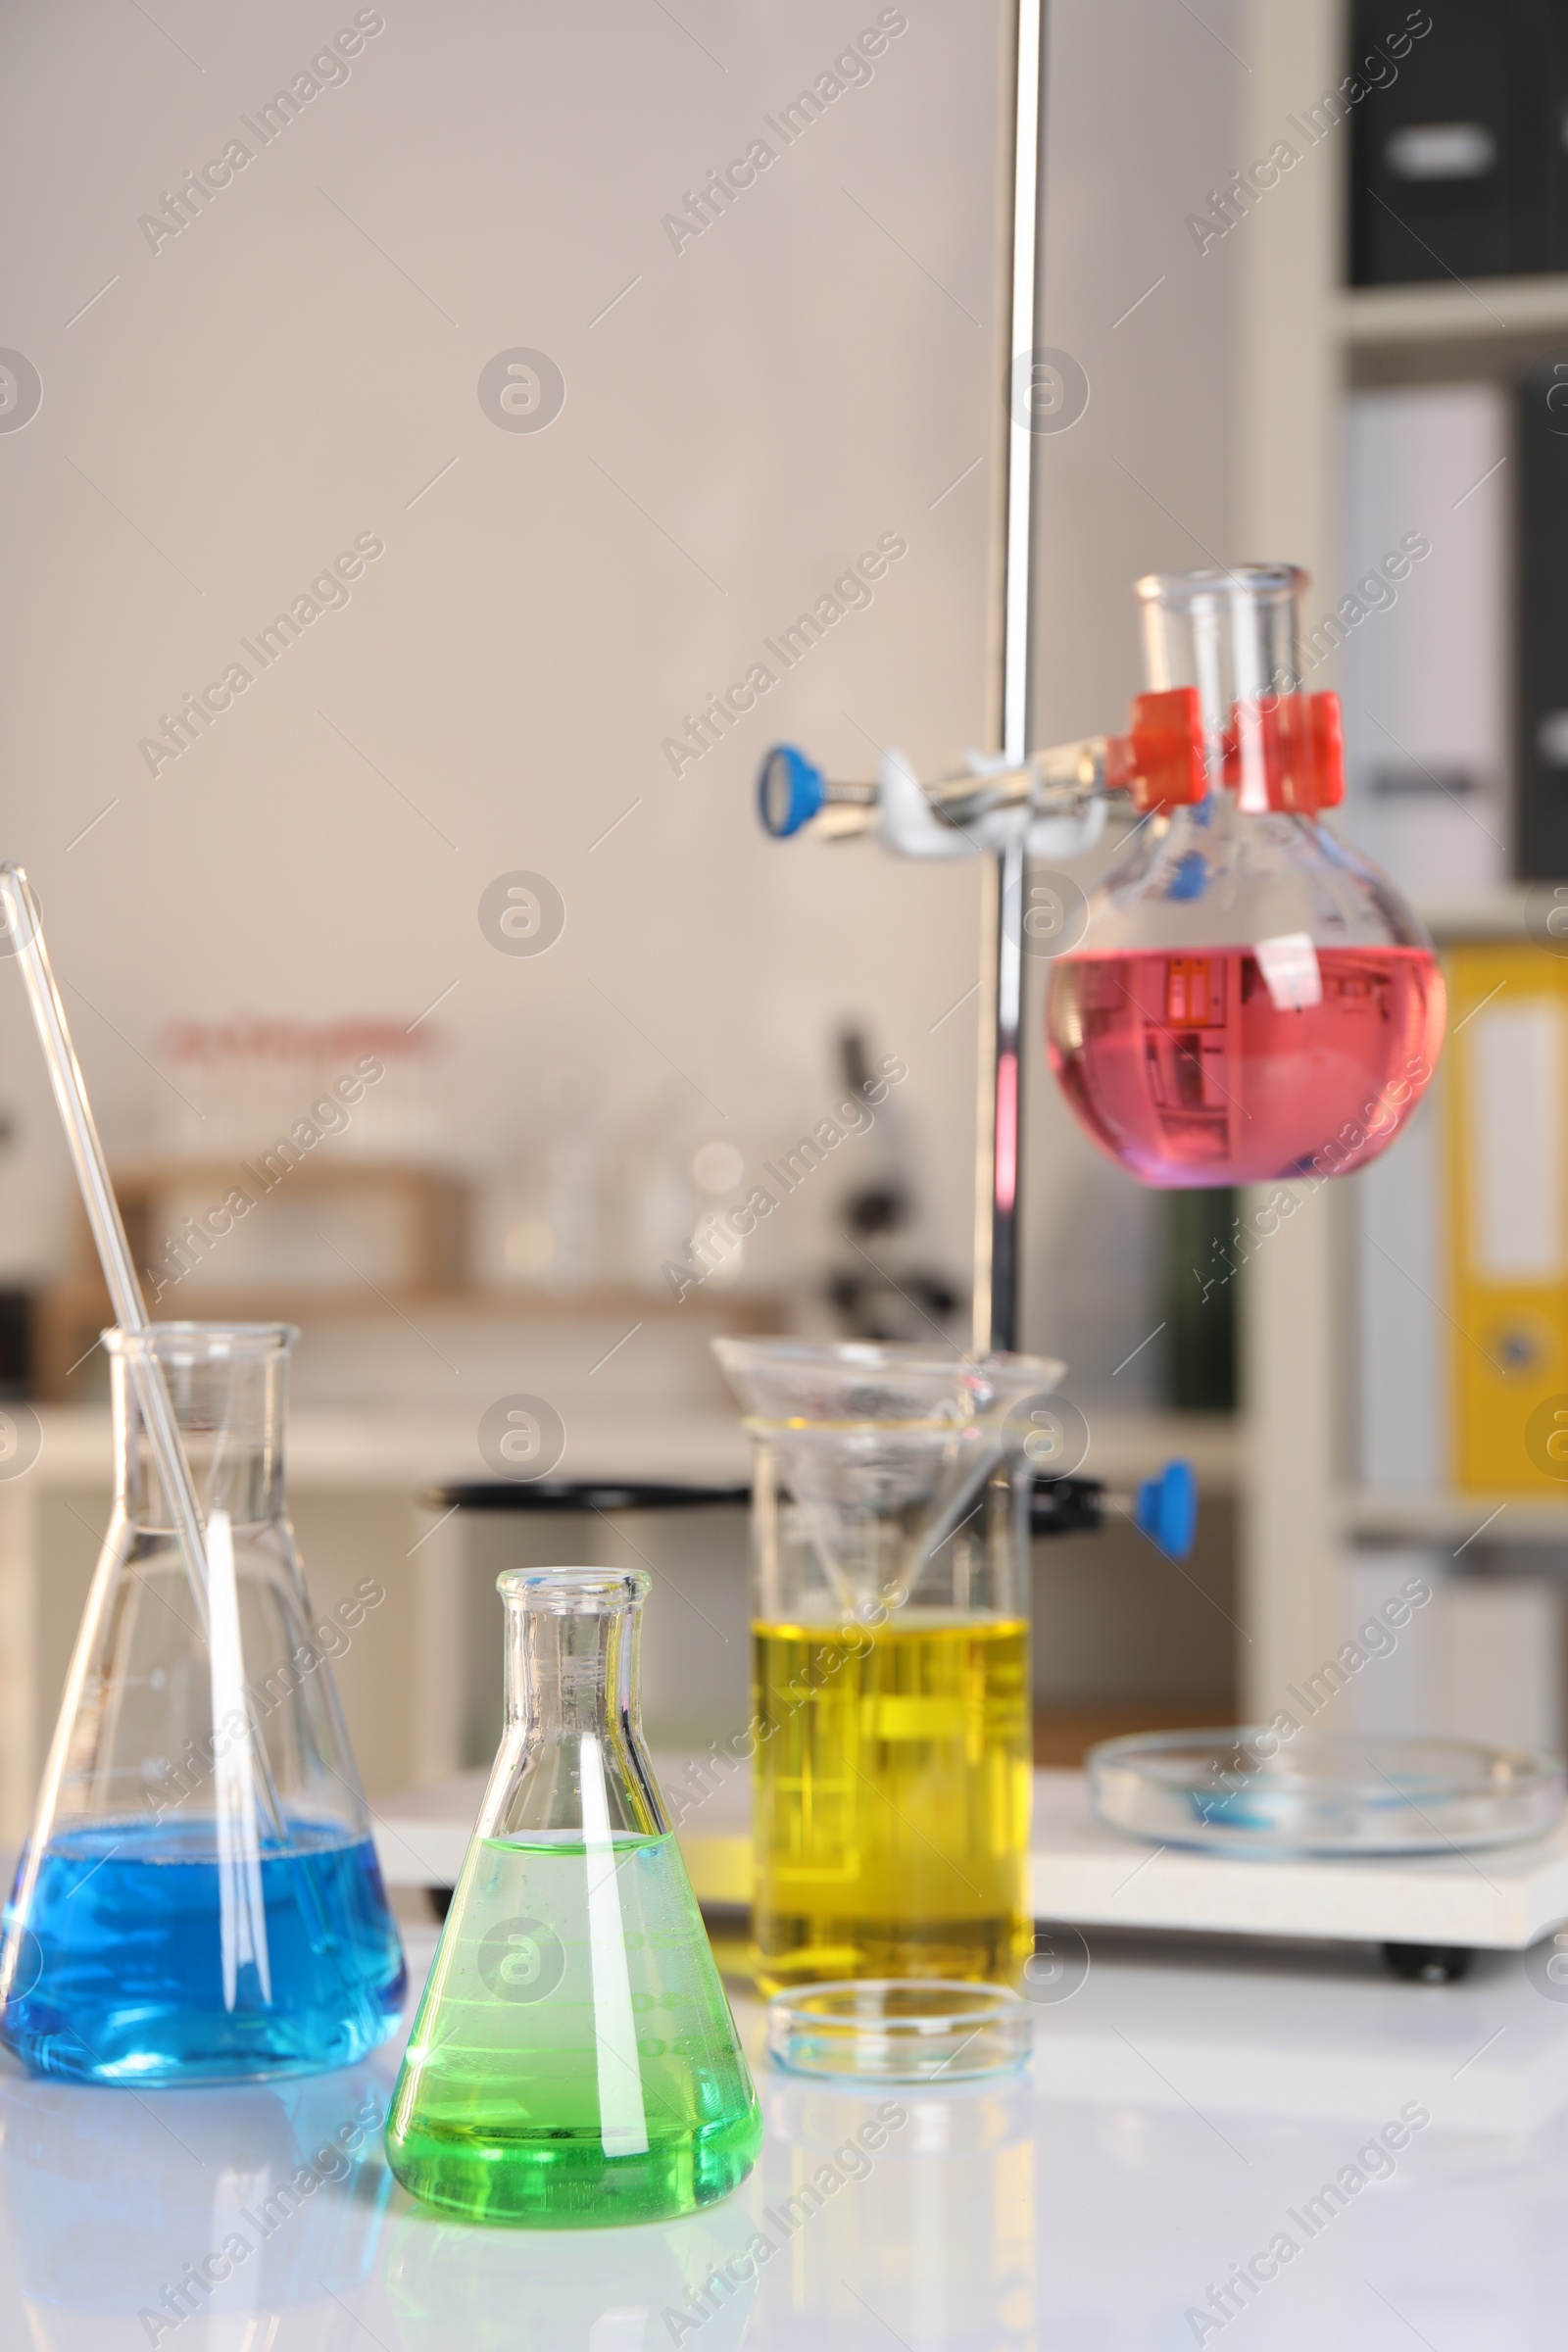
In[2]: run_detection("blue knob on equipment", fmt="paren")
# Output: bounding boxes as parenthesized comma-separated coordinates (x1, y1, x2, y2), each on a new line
(1134, 1460, 1198, 1560)
(759, 745, 825, 838)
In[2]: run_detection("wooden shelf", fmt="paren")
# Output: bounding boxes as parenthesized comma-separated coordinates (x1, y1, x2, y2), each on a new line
(39, 1281, 782, 1322)
(31, 1279, 782, 1399)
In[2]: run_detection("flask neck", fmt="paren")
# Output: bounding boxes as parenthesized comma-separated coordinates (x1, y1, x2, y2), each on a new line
(109, 1327, 291, 1530)
(506, 1595, 639, 1740)
(490, 1571, 665, 1841)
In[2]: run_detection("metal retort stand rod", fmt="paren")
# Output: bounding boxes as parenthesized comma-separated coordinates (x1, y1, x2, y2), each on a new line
(974, 0, 1044, 1355)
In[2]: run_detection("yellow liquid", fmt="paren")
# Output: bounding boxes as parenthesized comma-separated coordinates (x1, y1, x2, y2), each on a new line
(751, 1614, 1032, 1993)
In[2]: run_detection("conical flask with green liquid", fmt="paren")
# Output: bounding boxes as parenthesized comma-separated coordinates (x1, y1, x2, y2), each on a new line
(386, 1568, 761, 2226)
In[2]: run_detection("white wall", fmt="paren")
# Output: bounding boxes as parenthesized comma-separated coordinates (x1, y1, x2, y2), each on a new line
(0, 0, 1247, 1397)
(0, 0, 996, 1298)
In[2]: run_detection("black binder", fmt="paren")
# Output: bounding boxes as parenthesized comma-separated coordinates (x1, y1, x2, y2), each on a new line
(1515, 363, 1568, 878)
(1349, 1, 1545, 285)
(1546, 0, 1568, 265)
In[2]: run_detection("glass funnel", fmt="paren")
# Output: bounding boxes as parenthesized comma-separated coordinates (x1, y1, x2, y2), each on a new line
(712, 1340, 1060, 1997)
(1047, 564, 1446, 1187)
(385, 1568, 761, 2227)
(0, 1324, 405, 2085)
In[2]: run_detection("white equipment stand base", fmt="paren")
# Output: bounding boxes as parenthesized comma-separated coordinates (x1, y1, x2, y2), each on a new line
(372, 1763, 1568, 1954)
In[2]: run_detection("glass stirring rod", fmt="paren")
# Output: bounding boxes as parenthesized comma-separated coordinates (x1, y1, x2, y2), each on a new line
(0, 864, 288, 1862)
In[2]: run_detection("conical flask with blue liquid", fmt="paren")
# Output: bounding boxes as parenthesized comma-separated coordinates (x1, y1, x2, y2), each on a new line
(0, 1323, 406, 2084)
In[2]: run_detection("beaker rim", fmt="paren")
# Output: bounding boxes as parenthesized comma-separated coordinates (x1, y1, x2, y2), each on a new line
(497, 1567, 650, 1610)
(103, 1321, 299, 1358)
(1133, 562, 1305, 607)
(713, 1337, 1064, 1426)
(712, 1338, 1063, 1384)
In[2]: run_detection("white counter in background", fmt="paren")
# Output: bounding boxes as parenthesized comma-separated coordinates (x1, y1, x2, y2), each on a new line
(0, 1402, 755, 1839)
(9, 1400, 756, 1490)
(0, 1406, 1239, 1839)
(8, 1400, 1239, 1491)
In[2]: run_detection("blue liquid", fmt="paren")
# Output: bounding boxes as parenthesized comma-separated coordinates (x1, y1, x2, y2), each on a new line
(0, 1818, 406, 2085)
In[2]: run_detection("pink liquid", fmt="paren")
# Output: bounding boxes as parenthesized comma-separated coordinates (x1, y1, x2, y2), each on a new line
(1046, 945, 1446, 1187)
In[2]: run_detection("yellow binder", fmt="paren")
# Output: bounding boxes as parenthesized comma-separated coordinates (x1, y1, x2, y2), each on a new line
(1446, 939, 1568, 1492)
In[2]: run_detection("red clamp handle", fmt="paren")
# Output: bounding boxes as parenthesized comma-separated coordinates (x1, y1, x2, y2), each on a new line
(1103, 688, 1206, 812)
(1103, 687, 1345, 815)
(1222, 691, 1344, 812)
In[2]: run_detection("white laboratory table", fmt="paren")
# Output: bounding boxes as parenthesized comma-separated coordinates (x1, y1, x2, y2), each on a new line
(2, 1919, 1566, 2350)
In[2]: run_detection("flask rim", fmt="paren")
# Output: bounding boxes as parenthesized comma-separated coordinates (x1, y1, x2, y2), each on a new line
(497, 1567, 650, 1612)
(102, 1320, 299, 1359)
(1133, 562, 1305, 608)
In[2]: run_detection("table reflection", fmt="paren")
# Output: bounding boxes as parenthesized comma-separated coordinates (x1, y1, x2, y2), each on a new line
(0, 1954, 1567, 2348)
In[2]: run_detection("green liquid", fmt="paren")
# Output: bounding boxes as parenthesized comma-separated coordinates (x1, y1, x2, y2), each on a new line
(386, 1832, 761, 2227)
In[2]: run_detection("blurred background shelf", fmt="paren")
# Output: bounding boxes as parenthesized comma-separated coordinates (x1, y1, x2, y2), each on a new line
(1236, 0, 1568, 1770)
(1417, 894, 1536, 941)
(1031, 1699, 1232, 1769)
(1343, 1493, 1568, 1547)
(32, 1276, 783, 1401)
(0, 1403, 1242, 1838)
(1337, 276, 1568, 351)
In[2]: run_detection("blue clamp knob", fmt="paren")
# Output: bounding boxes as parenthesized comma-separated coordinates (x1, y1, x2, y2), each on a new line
(1167, 851, 1209, 902)
(759, 745, 825, 838)
(1134, 1459, 1198, 1559)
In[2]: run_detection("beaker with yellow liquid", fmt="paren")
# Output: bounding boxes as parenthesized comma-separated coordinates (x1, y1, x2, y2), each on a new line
(712, 1341, 1061, 1998)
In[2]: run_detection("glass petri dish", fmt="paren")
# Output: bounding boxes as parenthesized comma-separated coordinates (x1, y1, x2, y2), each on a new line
(766, 1980, 1031, 2082)
(1089, 1729, 1566, 1855)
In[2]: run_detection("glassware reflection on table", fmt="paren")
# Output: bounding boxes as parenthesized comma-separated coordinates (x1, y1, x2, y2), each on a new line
(0, 1324, 405, 2086)
(385, 1568, 761, 2226)
(0, 2056, 395, 2346)
(382, 2205, 760, 2352)
(712, 1340, 1061, 1997)
(760, 2070, 1039, 2352)
(1047, 564, 1446, 1187)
